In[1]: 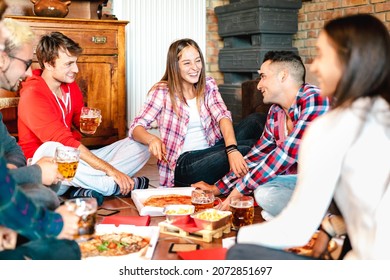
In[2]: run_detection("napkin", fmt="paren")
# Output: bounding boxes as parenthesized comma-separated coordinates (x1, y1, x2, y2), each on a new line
(171, 217, 202, 233)
(101, 215, 151, 226)
(178, 247, 227, 260)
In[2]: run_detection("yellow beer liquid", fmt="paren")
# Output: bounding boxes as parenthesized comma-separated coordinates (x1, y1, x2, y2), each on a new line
(57, 161, 79, 180)
(80, 116, 100, 134)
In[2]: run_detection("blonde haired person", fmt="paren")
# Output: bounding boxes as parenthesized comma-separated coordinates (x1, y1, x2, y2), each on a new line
(0, 18, 34, 91)
(0, 6, 80, 260)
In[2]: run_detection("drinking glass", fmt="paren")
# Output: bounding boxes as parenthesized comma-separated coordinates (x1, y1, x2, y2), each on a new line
(55, 146, 80, 181)
(80, 107, 101, 134)
(191, 188, 222, 213)
(65, 197, 97, 242)
(229, 196, 254, 230)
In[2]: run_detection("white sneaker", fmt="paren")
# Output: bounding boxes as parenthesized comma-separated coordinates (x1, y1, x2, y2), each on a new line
(261, 210, 275, 221)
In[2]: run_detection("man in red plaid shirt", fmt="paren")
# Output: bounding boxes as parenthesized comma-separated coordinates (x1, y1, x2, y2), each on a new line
(193, 51, 330, 218)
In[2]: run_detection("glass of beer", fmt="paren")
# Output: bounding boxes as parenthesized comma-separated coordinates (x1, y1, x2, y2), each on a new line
(55, 146, 80, 181)
(80, 107, 101, 134)
(191, 188, 222, 213)
(229, 196, 254, 230)
(65, 197, 97, 242)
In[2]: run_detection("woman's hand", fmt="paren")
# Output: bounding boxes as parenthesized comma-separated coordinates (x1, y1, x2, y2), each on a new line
(148, 137, 168, 162)
(227, 150, 249, 178)
(311, 230, 331, 259)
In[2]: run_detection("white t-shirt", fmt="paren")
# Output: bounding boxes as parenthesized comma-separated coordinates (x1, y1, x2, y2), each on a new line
(237, 97, 390, 259)
(181, 97, 209, 153)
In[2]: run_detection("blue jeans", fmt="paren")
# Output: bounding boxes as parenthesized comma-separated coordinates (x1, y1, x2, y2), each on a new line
(174, 113, 267, 187)
(254, 175, 297, 217)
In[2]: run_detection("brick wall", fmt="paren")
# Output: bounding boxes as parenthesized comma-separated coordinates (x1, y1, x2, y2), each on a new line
(207, 0, 390, 82)
(296, 0, 390, 63)
(206, 0, 229, 85)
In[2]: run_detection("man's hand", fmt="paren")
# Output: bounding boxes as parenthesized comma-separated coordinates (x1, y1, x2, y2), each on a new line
(191, 181, 221, 196)
(0, 226, 17, 251)
(220, 188, 243, 211)
(108, 169, 135, 195)
(36, 156, 63, 185)
(55, 205, 81, 240)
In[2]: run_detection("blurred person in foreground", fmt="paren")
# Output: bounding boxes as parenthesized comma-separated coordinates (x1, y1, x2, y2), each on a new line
(0, 17, 62, 210)
(227, 13, 390, 260)
(0, 8, 80, 260)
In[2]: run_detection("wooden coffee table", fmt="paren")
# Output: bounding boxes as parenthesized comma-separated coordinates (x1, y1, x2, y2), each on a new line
(96, 196, 264, 260)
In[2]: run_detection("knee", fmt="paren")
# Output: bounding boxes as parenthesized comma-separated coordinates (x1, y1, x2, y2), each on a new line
(254, 186, 282, 215)
(254, 186, 272, 209)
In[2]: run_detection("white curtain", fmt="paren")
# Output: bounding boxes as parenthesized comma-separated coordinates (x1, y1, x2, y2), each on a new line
(113, 0, 206, 124)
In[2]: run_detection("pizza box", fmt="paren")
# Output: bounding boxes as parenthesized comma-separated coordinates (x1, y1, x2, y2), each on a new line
(131, 187, 194, 217)
(83, 224, 159, 260)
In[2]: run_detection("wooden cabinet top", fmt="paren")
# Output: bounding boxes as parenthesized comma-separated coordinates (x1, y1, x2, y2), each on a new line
(7, 16, 129, 55)
(7, 15, 128, 27)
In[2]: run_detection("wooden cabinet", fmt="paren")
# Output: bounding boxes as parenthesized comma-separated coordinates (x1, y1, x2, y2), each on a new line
(8, 16, 128, 147)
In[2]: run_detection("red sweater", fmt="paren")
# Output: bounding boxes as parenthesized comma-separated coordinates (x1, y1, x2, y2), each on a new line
(18, 69, 84, 159)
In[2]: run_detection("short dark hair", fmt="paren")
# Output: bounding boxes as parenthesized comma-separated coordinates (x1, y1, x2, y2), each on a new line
(36, 32, 83, 69)
(263, 51, 306, 83)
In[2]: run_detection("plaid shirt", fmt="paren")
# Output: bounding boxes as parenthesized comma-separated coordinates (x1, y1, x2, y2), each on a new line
(0, 156, 63, 240)
(129, 76, 232, 187)
(215, 83, 330, 195)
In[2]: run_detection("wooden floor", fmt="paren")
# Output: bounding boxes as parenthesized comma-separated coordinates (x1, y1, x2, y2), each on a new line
(96, 156, 344, 260)
(95, 156, 265, 260)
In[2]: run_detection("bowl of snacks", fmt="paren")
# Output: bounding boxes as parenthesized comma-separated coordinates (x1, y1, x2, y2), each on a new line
(162, 204, 195, 224)
(191, 208, 232, 230)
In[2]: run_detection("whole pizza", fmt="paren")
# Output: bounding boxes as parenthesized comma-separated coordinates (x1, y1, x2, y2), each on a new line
(79, 232, 150, 258)
(143, 194, 192, 208)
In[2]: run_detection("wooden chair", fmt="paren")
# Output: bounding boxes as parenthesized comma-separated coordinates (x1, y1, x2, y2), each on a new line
(0, 88, 20, 139)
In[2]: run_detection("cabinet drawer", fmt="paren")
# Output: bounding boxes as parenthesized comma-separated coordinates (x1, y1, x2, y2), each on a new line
(32, 28, 118, 52)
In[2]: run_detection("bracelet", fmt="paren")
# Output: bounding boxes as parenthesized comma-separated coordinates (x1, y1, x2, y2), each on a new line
(319, 224, 333, 240)
(227, 149, 238, 155)
(321, 214, 337, 237)
(225, 144, 238, 154)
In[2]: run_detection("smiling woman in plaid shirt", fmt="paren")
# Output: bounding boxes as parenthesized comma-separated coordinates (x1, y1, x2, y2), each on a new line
(129, 38, 266, 188)
(194, 51, 330, 215)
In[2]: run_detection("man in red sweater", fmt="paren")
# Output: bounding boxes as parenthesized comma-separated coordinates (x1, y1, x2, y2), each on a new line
(18, 32, 150, 205)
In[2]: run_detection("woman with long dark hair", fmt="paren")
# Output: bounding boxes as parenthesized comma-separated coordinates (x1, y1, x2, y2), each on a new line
(228, 14, 390, 260)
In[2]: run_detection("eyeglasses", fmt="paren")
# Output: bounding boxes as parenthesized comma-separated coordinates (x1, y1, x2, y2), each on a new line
(8, 55, 33, 71)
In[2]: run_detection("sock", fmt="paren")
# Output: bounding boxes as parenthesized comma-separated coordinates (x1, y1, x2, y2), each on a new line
(113, 176, 149, 196)
(69, 187, 104, 206)
(133, 176, 149, 190)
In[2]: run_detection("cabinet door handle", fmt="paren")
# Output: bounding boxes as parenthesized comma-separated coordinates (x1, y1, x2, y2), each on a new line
(92, 36, 107, 44)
